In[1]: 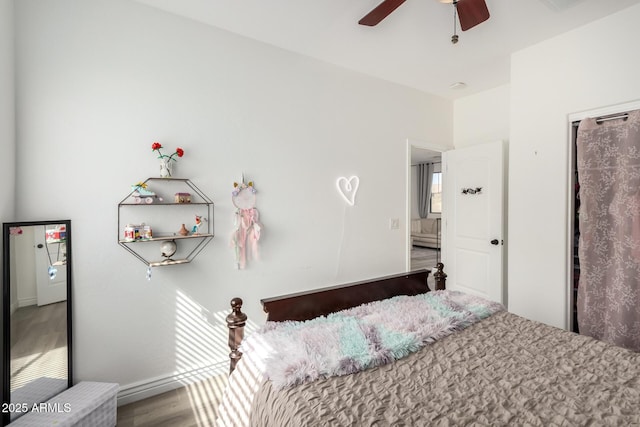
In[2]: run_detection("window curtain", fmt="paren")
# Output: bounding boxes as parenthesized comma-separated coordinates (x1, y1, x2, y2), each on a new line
(576, 109, 640, 352)
(417, 163, 433, 219)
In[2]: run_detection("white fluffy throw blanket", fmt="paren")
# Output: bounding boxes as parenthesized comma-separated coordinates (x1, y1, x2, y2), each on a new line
(241, 290, 504, 389)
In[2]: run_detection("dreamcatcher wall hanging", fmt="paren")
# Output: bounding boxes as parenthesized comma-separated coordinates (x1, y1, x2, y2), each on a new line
(230, 179, 262, 269)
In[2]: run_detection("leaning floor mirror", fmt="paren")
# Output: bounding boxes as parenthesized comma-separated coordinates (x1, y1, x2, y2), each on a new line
(2, 220, 72, 425)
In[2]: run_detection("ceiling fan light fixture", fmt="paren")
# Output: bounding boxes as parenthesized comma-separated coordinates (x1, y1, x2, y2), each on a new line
(359, 0, 489, 35)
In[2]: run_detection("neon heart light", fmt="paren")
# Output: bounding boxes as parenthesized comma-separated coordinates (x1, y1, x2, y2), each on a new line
(336, 176, 359, 206)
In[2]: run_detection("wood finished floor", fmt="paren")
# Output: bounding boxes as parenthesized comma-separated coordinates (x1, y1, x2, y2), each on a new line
(117, 374, 228, 427)
(411, 246, 439, 290)
(11, 301, 68, 390)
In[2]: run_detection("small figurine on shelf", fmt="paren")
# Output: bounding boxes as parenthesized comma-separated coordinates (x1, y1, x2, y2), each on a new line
(191, 215, 206, 235)
(174, 192, 191, 203)
(131, 182, 163, 204)
(178, 224, 189, 236)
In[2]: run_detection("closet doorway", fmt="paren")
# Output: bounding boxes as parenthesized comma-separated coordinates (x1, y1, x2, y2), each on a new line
(568, 100, 640, 352)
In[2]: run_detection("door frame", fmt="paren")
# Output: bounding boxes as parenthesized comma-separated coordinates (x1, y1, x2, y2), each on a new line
(405, 139, 449, 272)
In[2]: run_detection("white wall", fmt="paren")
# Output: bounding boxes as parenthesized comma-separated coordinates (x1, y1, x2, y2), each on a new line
(0, 0, 15, 348)
(509, 4, 640, 328)
(0, 0, 15, 222)
(14, 0, 453, 400)
(453, 84, 510, 148)
(13, 227, 37, 307)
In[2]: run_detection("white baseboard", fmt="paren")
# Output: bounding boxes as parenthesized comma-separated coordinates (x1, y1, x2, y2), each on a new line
(18, 297, 37, 308)
(117, 361, 228, 406)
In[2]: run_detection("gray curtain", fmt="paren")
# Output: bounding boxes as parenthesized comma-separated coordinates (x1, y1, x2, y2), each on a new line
(576, 109, 640, 352)
(417, 163, 433, 219)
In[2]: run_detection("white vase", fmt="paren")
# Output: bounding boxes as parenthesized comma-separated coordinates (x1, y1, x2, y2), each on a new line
(159, 157, 172, 178)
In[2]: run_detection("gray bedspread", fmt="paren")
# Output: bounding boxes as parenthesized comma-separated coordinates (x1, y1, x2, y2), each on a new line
(219, 311, 640, 426)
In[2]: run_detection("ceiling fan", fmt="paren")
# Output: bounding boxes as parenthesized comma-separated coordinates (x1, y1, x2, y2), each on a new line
(358, 0, 490, 43)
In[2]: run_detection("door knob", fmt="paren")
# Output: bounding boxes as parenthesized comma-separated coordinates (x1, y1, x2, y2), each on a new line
(37, 243, 44, 249)
(490, 239, 499, 245)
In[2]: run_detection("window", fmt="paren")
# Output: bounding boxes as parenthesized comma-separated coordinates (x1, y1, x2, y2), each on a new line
(430, 172, 442, 214)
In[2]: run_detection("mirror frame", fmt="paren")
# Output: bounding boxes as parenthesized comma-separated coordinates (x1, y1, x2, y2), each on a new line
(1, 220, 73, 426)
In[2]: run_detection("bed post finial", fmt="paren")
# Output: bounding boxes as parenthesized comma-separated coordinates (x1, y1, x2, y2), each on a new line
(227, 297, 247, 374)
(434, 263, 447, 290)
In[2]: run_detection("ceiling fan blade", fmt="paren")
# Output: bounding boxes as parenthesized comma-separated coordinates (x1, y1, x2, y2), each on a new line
(456, 0, 490, 31)
(358, 0, 406, 26)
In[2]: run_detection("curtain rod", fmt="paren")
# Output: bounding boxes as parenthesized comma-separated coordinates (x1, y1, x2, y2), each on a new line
(572, 112, 630, 127)
(595, 112, 629, 124)
(411, 161, 442, 167)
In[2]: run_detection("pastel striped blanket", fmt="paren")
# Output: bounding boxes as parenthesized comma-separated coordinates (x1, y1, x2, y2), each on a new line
(241, 290, 504, 389)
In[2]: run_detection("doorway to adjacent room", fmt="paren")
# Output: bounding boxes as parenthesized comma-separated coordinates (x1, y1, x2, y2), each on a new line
(406, 140, 445, 289)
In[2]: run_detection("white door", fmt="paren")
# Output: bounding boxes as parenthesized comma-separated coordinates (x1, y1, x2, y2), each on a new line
(442, 141, 506, 304)
(34, 226, 67, 306)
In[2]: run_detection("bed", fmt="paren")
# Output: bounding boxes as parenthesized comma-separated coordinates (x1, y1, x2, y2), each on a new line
(217, 265, 640, 426)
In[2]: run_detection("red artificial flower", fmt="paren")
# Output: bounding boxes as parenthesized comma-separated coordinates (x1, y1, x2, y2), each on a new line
(151, 141, 184, 162)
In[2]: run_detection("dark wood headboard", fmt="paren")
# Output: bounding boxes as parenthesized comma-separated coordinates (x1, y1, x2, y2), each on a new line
(261, 269, 429, 322)
(226, 264, 447, 373)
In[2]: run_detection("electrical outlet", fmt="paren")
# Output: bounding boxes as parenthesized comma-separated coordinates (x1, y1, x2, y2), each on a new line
(389, 218, 400, 230)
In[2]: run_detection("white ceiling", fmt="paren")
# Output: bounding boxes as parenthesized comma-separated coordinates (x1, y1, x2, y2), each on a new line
(412, 146, 441, 164)
(411, 146, 442, 165)
(132, 0, 640, 99)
